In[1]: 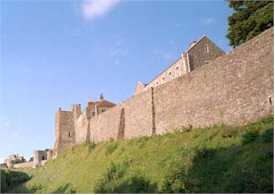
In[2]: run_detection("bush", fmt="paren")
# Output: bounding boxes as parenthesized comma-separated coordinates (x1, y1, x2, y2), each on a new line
(160, 166, 187, 193)
(242, 131, 259, 144)
(52, 183, 76, 193)
(260, 128, 273, 143)
(105, 142, 118, 155)
(0, 169, 31, 193)
(29, 183, 43, 192)
(94, 162, 157, 193)
(221, 128, 239, 138)
(94, 162, 128, 193)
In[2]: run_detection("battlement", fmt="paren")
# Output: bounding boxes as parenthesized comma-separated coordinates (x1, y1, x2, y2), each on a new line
(53, 28, 273, 156)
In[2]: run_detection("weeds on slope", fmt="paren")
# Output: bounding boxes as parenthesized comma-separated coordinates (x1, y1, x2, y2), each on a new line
(6, 116, 274, 193)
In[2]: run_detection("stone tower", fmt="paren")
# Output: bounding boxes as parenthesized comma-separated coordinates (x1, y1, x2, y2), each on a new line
(53, 107, 76, 156)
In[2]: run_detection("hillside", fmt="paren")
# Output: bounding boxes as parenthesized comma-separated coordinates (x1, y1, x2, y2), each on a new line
(5, 116, 274, 193)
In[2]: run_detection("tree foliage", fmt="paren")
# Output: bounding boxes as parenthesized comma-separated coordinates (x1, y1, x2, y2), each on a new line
(227, 0, 273, 47)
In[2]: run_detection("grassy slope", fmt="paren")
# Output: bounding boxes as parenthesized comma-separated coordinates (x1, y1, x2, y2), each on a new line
(10, 116, 273, 193)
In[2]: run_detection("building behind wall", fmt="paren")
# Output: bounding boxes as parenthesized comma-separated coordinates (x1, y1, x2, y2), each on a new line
(135, 35, 225, 95)
(2, 150, 53, 169)
(53, 95, 116, 156)
(52, 28, 273, 157)
(4, 154, 26, 169)
(33, 149, 53, 168)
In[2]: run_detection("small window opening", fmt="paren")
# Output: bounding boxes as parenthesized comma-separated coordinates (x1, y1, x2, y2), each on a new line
(68, 132, 71, 137)
(162, 77, 165, 80)
(176, 66, 179, 70)
(269, 97, 272, 105)
(169, 72, 172, 75)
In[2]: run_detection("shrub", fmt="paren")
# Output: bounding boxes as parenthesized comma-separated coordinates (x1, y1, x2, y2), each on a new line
(105, 142, 119, 155)
(0, 169, 31, 193)
(113, 175, 157, 193)
(160, 167, 187, 193)
(221, 127, 239, 138)
(88, 142, 96, 152)
(94, 162, 128, 193)
(196, 148, 215, 159)
(94, 162, 157, 193)
(52, 183, 76, 193)
(260, 128, 273, 143)
(242, 131, 259, 144)
(30, 183, 43, 192)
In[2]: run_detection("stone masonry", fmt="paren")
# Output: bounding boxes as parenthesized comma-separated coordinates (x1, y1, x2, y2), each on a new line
(53, 28, 273, 156)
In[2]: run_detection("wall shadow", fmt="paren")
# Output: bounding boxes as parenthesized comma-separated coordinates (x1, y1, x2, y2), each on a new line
(161, 128, 274, 193)
(1, 169, 31, 193)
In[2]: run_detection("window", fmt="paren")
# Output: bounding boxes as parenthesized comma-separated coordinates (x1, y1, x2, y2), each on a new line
(162, 77, 165, 80)
(169, 72, 172, 75)
(176, 66, 179, 70)
(68, 132, 71, 137)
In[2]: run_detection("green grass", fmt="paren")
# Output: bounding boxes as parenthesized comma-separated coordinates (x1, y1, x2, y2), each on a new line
(0, 169, 30, 193)
(5, 116, 274, 193)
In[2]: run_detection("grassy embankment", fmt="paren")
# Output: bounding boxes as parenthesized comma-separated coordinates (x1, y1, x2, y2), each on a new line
(3, 116, 273, 193)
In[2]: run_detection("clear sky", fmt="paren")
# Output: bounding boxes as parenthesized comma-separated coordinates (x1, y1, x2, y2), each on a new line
(0, 0, 232, 163)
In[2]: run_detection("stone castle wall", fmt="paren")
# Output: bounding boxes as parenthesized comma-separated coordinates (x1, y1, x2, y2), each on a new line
(54, 28, 273, 153)
(75, 113, 88, 144)
(153, 28, 273, 132)
(121, 89, 154, 139)
(90, 105, 122, 143)
(13, 161, 33, 169)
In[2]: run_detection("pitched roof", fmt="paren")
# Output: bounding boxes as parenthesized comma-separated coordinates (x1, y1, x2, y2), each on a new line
(88, 99, 116, 108)
(95, 100, 116, 107)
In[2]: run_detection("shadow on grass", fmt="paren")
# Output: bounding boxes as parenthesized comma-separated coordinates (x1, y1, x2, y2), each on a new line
(94, 162, 158, 193)
(1, 169, 31, 193)
(95, 175, 158, 193)
(161, 128, 274, 193)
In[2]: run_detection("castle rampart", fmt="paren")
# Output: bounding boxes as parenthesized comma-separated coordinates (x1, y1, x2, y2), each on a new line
(53, 28, 273, 155)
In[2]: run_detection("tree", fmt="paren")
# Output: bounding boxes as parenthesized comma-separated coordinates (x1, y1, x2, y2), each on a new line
(227, 0, 273, 47)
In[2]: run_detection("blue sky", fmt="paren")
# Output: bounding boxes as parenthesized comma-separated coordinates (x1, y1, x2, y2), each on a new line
(0, 0, 232, 162)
